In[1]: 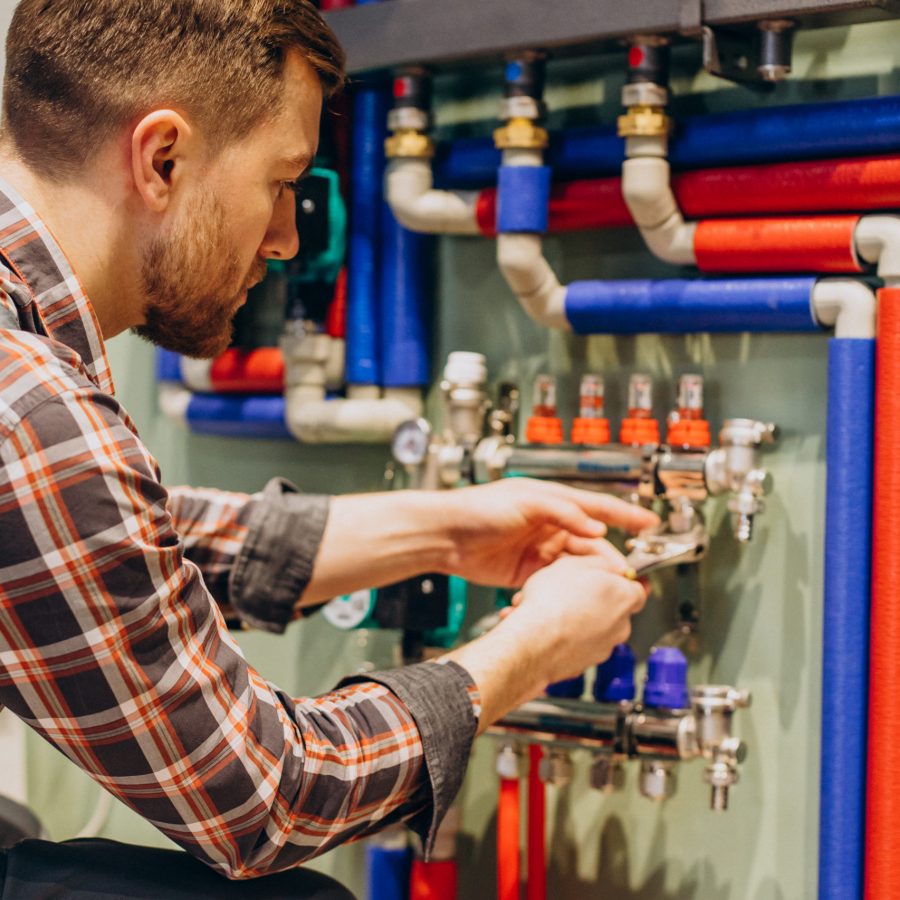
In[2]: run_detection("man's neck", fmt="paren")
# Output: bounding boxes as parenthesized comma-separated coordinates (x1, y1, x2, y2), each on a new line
(0, 147, 143, 340)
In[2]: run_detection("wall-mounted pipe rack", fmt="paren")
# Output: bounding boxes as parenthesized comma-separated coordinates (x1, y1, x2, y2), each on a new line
(324, 0, 900, 73)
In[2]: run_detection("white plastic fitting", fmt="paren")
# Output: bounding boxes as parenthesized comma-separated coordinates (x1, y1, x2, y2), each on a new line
(621, 155, 697, 267)
(159, 383, 192, 423)
(179, 357, 214, 393)
(855, 215, 900, 285)
(285, 388, 423, 444)
(812, 279, 877, 339)
(385, 159, 481, 235)
(496, 233, 569, 330)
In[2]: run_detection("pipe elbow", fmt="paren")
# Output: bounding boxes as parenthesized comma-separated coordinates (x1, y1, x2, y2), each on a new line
(496, 234, 570, 330)
(285, 392, 423, 444)
(622, 158, 697, 266)
(812, 279, 877, 339)
(385, 160, 480, 235)
(856, 215, 900, 283)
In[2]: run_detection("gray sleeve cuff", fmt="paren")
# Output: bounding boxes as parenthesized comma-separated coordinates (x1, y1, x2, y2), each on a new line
(337, 660, 478, 858)
(228, 478, 330, 634)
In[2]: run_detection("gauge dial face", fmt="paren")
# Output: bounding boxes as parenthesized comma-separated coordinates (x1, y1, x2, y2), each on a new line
(392, 419, 432, 466)
(322, 590, 375, 630)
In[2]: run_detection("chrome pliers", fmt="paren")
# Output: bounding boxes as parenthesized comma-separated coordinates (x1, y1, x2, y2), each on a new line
(624, 522, 709, 578)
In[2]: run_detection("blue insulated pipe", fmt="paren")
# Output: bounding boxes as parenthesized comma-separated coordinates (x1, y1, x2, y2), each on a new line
(565, 278, 820, 335)
(380, 206, 432, 388)
(434, 95, 900, 188)
(156, 349, 183, 383)
(365, 842, 412, 900)
(347, 81, 389, 385)
(818, 338, 875, 900)
(185, 395, 291, 440)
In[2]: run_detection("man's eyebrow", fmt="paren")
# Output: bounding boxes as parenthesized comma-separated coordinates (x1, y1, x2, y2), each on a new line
(283, 154, 314, 172)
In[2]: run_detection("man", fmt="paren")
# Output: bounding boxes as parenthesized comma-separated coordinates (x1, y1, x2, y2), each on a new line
(0, 1, 654, 896)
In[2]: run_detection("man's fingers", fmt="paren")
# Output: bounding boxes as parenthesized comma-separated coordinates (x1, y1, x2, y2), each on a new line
(564, 536, 630, 573)
(532, 482, 659, 537)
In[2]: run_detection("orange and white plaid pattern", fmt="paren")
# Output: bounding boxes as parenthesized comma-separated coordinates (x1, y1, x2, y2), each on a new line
(0, 177, 479, 879)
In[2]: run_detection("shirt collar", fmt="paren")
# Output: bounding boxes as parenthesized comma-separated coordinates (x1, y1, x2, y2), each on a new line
(0, 176, 115, 395)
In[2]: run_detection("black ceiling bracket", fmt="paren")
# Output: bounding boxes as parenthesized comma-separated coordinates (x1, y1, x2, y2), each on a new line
(702, 25, 778, 89)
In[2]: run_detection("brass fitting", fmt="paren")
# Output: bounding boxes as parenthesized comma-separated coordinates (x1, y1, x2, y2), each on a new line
(385, 129, 435, 160)
(493, 116, 549, 151)
(617, 106, 673, 139)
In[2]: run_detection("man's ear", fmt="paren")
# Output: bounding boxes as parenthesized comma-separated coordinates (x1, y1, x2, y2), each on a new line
(131, 110, 195, 213)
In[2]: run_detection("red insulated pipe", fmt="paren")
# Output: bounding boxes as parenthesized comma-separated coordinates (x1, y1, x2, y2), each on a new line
(327, 267, 349, 339)
(476, 178, 631, 236)
(410, 860, 457, 900)
(526, 746, 546, 900)
(694, 216, 864, 274)
(866, 287, 900, 899)
(209, 348, 285, 394)
(676, 154, 900, 218)
(475, 156, 900, 236)
(498, 777, 521, 900)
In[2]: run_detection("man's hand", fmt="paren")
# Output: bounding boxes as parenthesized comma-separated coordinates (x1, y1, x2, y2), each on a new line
(301, 479, 657, 607)
(446, 555, 650, 730)
(438, 479, 659, 588)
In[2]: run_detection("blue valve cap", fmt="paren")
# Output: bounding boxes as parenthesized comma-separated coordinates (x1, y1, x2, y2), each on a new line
(546, 674, 585, 699)
(594, 644, 636, 702)
(643, 646, 689, 709)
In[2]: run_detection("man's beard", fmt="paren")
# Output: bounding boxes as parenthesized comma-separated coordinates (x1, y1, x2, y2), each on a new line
(134, 192, 267, 359)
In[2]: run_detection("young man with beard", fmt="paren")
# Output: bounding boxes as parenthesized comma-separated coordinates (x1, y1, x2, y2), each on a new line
(0, 1, 654, 896)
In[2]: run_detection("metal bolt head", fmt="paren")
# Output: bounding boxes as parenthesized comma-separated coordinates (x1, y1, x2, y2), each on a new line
(539, 749, 574, 787)
(590, 755, 625, 793)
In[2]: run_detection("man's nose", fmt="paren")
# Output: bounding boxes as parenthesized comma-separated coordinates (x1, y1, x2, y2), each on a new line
(260, 190, 301, 261)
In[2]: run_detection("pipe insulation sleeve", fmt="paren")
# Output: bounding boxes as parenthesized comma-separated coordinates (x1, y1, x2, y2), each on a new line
(497, 166, 552, 234)
(435, 96, 900, 188)
(365, 844, 412, 900)
(676, 155, 900, 218)
(526, 745, 547, 900)
(694, 217, 864, 274)
(867, 287, 900, 899)
(497, 778, 521, 900)
(565, 278, 820, 335)
(185, 395, 291, 440)
(156, 349, 183, 384)
(348, 83, 389, 385)
(208, 348, 285, 394)
(476, 156, 900, 237)
(820, 338, 875, 900)
(380, 206, 432, 388)
(409, 861, 457, 900)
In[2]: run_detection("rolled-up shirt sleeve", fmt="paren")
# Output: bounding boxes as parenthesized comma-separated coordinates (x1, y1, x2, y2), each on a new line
(0, 388, 480, 879)
(167, 480, 330, 634)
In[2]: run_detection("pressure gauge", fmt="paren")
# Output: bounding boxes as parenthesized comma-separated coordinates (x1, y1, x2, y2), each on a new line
(322, 590, 376, 630)
(392, 418, 432, 467)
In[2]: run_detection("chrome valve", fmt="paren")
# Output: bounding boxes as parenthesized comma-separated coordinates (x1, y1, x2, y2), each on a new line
(706, 419, 777, 542)
(691, 685, 751, 812)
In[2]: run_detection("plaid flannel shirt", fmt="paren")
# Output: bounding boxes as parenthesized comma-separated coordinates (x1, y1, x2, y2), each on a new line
(0, 177, 480, 879)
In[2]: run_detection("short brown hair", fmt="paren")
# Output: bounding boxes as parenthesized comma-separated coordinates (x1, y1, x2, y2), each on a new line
(2, 0, 346, 180)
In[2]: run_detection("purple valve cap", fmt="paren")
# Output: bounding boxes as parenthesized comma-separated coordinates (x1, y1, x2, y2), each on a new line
(643, 646, 690, 709)
(546, 674, 585, 699)
(594, 643, 636, 703)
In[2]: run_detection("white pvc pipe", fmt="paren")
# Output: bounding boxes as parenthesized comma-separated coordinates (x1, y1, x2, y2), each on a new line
(180, 357, 214, 393)
(621, 137, 697, 267)
(496, 234, 569, 330)
(855, 215, 900, 285)
(385, 159, 481, 235)
(285, 389, 422, 444)
(812, 279, 877, 339)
